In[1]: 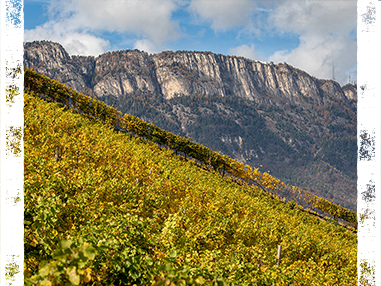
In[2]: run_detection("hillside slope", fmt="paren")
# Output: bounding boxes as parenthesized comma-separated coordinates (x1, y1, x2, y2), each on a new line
(24, 77, 356, 285)
(24, 41, 357, 212)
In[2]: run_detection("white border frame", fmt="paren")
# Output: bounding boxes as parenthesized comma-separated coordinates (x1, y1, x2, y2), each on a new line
(357, 0, 381, 285)
(0, 0, 24, 285)
(0, 0, 379, 285)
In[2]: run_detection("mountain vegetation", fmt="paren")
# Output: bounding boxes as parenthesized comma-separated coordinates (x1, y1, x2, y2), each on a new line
(24, 41, 357, 212)
(24, 69, 357, 285)
(99, 91, 356, 211)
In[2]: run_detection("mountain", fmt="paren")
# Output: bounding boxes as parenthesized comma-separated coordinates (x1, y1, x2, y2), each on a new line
(23, 40, 357, 211)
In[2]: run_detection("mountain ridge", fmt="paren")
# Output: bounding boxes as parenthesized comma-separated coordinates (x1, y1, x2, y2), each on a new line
(24, 40, 356, 104)
(23, 40, 357, 211)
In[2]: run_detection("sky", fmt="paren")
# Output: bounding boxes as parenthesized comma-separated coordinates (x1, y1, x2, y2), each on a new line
(24, 0, 357, 86)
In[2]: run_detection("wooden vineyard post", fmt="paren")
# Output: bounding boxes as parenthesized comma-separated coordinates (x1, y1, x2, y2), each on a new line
(277, 245, 282, 266)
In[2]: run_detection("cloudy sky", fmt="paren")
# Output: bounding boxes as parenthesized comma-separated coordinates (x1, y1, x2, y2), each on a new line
(24, 0, 357, 86)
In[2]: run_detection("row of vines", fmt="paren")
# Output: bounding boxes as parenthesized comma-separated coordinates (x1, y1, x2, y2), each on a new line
(24, 90, 357, 285)
(24, 68, 357, 229)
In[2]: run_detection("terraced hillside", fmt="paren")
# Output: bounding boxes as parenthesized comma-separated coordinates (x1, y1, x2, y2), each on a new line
(24, 70, 357, 285)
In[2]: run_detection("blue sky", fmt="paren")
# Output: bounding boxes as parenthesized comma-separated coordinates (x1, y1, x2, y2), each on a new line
(24, 0, 357, 86)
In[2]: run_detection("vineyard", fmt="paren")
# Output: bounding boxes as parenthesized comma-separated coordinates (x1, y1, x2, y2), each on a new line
(24, 69, 357, 285)
(24, 68, 357, 229)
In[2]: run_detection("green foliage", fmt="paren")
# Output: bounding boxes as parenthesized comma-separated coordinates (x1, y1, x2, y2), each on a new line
(24, 68, 357, 225)
(25, 239, 97, 286)
(24, 70, 357, 285)
(321, 136, 357, 179)
(98, 88, 356, 212)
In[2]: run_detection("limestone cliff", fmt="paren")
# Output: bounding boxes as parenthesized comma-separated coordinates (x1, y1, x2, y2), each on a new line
(24, 41, 356, 106)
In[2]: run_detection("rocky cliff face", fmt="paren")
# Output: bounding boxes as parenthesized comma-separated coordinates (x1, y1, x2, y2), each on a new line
(24, 41, 356, 106)
(24, 41, 357, 211)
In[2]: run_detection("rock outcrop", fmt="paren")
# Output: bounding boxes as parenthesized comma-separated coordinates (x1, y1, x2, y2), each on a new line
(24, 41, 356, 107)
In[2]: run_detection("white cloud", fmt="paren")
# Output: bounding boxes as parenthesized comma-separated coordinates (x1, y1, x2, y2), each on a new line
(267, 0, 357, 85)
(24, 0, 357, 86)
(63, 35, 110, 56)
(269, 33, 356, 85)
(269, 1, 356, 35)
(228, 44, 257, 60)
(25, 0, 182, 56)
(25, 24, 110, 56)
(188, 0, 257, 32)
(133, 39, 157, 54)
